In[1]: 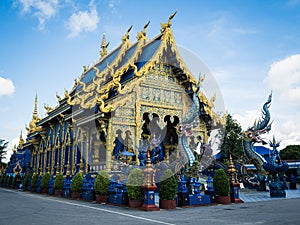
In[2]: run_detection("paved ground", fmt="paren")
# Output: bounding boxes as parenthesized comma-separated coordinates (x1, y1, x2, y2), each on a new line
(1, 187, 300, 225)
(239, 186, 300, 202)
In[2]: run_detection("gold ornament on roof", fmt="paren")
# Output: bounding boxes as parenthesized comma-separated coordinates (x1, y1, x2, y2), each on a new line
(26, 94, 41, 134)
(44, 104, 53, 114)
(160, 10, 177, 33)
(137, 20, 150, 41)
(122, 25, 133, 44)
(209, 93, 216, 109)
(100, 34, 109, 58)
(56, 92, 61, 102)
(18, 131, 24, 148)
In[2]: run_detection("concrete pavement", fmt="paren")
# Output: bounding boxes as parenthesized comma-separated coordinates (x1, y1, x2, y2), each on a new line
(0, 187, 300, 225)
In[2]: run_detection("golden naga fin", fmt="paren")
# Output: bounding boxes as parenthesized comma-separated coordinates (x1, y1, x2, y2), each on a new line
(160, 10, 177, 32)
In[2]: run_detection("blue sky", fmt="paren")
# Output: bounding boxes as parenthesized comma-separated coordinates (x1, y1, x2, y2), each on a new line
(1, 0, 300, 161)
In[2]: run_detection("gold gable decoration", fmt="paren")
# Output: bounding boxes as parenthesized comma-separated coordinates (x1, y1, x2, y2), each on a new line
(63, 12, 220, 129)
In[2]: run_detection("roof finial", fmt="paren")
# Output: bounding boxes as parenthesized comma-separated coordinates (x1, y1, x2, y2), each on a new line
(33, 93, 38, 117)
(137, 20, 150, 41)
(160, 10, 177, 33)
(19, 130, 24, 148)
(27, 94, 40, 134)
(56, 92, 61, 102)
(122, 25, 133, 44)
(100, 33, 109, 58)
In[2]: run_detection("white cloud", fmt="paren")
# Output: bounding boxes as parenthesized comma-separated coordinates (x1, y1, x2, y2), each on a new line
(0, 77, 15, 97)
(265, 54, 300, 105)
(17, 0, 59, 30)
(66, 0, 99, 38)
(231, 55, 300, 150)
(233, 110, 261, 131)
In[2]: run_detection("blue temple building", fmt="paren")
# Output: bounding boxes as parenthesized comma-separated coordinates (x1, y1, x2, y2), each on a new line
(3, 132, 31, 179)
(10, 16, 223, 178)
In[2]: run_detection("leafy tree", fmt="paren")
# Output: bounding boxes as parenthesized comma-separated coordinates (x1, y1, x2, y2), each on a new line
(218, 114, 244, 163)
(0, 139, 8, 165)
(280, 145, 300, 160)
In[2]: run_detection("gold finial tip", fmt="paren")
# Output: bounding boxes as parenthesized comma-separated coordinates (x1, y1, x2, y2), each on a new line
(144, 20, 150, 29)
(160, 11, 177, 32)
(101, 33, 107, 46)
(33, 94, 38, 116)
(100, 33, 109, 58)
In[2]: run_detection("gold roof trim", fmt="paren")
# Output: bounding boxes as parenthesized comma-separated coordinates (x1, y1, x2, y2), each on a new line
(65, 26, 133, 107)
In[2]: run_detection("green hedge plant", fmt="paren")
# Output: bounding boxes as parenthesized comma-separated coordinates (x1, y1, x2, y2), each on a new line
(31, 174, 39, 188)
(94, 170, 110, 196)
(23, 173, 30, 189)
(213, 169, 230, 196)
(71, 172, 84, 193)
(41, 173, 51, 189)
(127, 168, 144, 200)
(159, 169, 178, 200)
(54, 173, 64, 190)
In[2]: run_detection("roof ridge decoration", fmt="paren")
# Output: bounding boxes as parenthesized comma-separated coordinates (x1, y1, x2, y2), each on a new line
(18, 130, 24, 148)
(137, 20, 150, 42)
(26, 94, 42, 134)
(95, 22, 151, 113)
(65, 26, 133, 108)
(100, 34, 109, 59)
(93, 13, 183, 113)
(72, 12, 199, 114)
(63, 12, 220, 125)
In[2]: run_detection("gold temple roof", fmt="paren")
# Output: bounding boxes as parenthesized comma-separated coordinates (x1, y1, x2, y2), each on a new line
(34, 14, 222, 128)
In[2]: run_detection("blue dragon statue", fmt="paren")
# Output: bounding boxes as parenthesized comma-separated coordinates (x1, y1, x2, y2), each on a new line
(243, 92, 272, 173)
(242, 92, 288, 196)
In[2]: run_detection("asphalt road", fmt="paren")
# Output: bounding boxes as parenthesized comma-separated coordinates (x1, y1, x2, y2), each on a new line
(1, 188, 300, 225)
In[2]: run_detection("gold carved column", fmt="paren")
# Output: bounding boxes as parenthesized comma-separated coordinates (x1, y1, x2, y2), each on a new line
(105, 119, 112, 171)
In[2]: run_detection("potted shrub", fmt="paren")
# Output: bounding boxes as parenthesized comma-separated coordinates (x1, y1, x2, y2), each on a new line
(159, 169, 177, 209)
(54, 173, 64, 196)
(23, 173, 30, 191)
(41, 172, 51, 193)
(71, 172, 84, 200)
(94, 170, 110, 203)
(213, 169, 230, 204)
(126, 168, 144, 208)
(31, 173, 39, 192)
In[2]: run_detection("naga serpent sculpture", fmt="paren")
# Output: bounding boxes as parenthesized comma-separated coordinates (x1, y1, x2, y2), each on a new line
(242, 92, 289, 194)
(243, 92, 272, 173)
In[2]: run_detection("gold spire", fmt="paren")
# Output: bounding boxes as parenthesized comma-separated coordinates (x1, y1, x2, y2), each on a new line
(19, 130, 24, 148)
(27, 94, 40, 134)
(227, 154, 238, 184)
(33, 93, 38, 117)
(100, 34, 109, 58)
